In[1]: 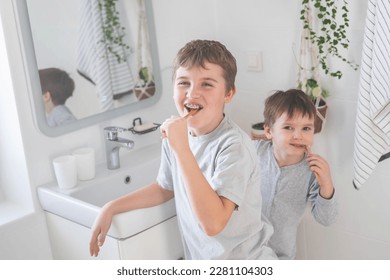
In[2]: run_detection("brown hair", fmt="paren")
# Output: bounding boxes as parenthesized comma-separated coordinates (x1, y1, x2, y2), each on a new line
(39, 68, 75, 105)
(263, 89, 316, 127)
(172, 40, 237, 93)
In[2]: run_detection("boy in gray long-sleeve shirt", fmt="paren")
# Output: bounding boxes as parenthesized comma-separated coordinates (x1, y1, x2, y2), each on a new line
(254, 89, 337, 259)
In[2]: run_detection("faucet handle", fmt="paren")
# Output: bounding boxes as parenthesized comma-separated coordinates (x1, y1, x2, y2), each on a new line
(104, 126, 128, 140)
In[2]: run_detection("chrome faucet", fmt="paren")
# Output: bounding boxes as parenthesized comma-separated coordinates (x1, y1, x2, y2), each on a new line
(104, 126, 135, 170)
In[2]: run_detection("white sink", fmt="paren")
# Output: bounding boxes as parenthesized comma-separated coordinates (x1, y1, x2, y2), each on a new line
(37, 144, 176, 239)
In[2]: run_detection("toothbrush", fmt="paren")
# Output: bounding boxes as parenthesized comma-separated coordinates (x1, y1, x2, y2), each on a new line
(306, 145, 320, 182)
(182, 108, 199, 119)
(161, 109, 199, 139)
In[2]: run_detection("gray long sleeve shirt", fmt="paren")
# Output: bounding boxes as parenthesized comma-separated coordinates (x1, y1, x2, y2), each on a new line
(254, 140, 337, 259)
(46, 105, 76, 127)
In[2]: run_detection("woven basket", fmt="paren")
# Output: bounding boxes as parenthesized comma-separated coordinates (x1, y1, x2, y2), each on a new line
(314, 101, 328, 134)
(135, 85, 156, 101)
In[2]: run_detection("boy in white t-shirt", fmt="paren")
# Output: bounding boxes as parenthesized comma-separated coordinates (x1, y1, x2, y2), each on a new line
(90, 40, 276, 259)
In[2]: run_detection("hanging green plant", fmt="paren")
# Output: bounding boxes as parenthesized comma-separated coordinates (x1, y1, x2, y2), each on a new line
(98, 0, 130, 63)
(300, 0, 358, 79)
(296, 5, 330, 134)
(138, 66, 154, 87)
(299, 77, 329, 102)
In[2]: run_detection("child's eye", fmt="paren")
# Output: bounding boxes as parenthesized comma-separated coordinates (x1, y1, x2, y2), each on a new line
(283, 126, 293, 130)
(202, 82, 213, 87)
(303, 127, 312, 131)
(177, 81, 190, 86)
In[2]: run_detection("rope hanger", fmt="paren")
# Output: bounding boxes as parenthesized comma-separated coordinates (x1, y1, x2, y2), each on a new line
(297, 4, 327, 124)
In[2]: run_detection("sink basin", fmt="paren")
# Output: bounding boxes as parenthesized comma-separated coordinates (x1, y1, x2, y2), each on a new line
(37, 144, 176, 239)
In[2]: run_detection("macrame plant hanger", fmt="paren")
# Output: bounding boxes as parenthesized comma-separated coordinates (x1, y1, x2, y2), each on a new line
(135, 0, 155, 100)
(297, 4, 327, 133)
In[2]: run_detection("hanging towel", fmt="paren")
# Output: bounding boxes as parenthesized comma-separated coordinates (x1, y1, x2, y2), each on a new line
(77, 0, 135, 111)
(352, 0, 390, 189)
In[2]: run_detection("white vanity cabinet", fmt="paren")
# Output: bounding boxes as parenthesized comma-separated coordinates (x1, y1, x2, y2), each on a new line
(45, 213, 184, 260)
(38, 144, 184, 259)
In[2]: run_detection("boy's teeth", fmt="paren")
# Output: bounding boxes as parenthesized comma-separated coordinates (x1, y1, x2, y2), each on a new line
(185, 104, 203, 111)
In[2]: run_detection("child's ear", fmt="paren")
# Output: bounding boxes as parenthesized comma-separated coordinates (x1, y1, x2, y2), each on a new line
(224, 88, 236, 103)
(42, 91, 51, 102)
(264, 124, 272, 140)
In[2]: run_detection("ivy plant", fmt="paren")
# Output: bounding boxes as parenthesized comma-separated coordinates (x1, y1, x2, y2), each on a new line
(98, 0, 130, 63)
(298, 77, 329, 102)
(300, 0, 358, 79)
(138, 66, 154, 87)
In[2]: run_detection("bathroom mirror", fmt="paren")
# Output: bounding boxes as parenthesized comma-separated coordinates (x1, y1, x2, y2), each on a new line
(14, 0, 161, 137)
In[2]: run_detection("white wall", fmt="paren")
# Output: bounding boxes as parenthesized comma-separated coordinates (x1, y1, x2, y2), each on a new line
(214, 0, 390, 259)
(215, 0, 390, 259)
(1, 0, 389, 259)
(0, 0, 216, 259)
(0, 0, 52, 259)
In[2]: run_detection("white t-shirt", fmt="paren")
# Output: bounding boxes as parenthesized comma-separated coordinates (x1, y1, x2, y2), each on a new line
(157, 116, 276, 259)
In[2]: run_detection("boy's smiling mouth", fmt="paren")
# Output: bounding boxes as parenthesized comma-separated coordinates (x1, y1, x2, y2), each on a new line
(290, 143, 306, 149)
(184, 103, 203, 113)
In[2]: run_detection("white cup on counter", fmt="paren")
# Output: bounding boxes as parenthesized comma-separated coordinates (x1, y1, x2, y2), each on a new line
(52, 155, 77, 189)
(72, 147, 95, 181)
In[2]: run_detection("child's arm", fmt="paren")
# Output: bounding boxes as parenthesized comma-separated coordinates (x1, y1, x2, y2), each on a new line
(175, 149, 237, 236)
(89, 183, 174, 257)
(161, 116, 237, 236)
(306, 146, 334, 199)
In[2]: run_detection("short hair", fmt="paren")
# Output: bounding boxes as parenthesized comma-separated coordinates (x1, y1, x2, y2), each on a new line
(172, 39, 237, 93)
(39, 68, 75, 105)
(263, 89, 316, 127)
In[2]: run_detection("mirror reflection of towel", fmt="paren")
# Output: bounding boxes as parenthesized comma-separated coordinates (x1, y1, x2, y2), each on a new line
(353, 0, 390, 189)
(77, 0, 135, 111)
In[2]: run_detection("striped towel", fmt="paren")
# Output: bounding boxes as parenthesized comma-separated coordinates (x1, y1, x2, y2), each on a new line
(352, 0, 390, 189)
(77, 0, 135, 111)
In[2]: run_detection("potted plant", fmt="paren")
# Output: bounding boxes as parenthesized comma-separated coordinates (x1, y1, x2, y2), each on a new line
(134, 0, 156, 100)
(298, 77, 329, 133)
(134, 66, 155, 100)
(296, 0, 358, 133)
(251, 122, 268, 141)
